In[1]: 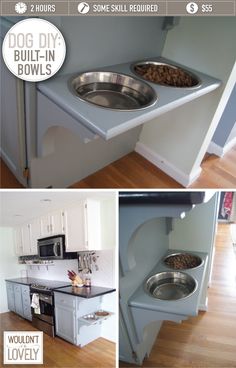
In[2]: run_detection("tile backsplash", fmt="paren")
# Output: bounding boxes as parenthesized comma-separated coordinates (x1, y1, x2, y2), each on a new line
(26, 249, 115, 288)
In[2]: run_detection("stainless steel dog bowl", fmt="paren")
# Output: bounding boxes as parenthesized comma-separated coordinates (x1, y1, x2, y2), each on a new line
(145, 271, 197, 300)
(70, 71, 157, 110)
(132, 61, 200, 88)
(163, 253, 203, 270)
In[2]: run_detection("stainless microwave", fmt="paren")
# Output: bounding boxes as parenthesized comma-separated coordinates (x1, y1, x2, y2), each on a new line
(37, 235, 77, 260)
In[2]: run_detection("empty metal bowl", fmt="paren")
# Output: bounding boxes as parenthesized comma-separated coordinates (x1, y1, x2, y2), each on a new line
(163, 253, 203, 270)
(145, 271, 197, 300)
(131, 61, 200, 88)
(70, 71, 157, 110)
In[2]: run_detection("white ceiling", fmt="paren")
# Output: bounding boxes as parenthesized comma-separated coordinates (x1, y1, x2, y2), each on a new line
(0, 190, 116, 226)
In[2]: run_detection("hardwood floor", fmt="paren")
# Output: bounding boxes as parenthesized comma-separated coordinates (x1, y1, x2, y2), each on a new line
(1, 145, 236, 189)
(0, 312, 115, 367)
(120, 223, 236, 367)
(0, 159, 24, 188)
(72, 147, 236, 189)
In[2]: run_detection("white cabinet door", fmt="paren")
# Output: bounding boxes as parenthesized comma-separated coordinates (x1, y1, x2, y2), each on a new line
(21, 224, 31, 255)
(64, 200, 101, 251)
(29, 218, 41, 255)
(40, 215, 51, 237)
(14, 227, 23, 256)
(84, 199, 101, 250)
(64, 204, 85, 251)
(51, 210, 65, 235)
(40, 211, 64, 237)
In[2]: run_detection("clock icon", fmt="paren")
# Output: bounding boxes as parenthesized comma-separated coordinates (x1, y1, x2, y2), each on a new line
(15, 2, 27, 14)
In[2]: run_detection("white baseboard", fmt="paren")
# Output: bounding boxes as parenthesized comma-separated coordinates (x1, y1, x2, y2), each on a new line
(207, 141, 224, 157)
(207, 137, 236, 157)
(199, 297, 208, 312)
(135, 142, 201, 187)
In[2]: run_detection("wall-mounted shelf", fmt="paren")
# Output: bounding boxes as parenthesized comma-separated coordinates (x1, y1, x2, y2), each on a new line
(128, 249, 208, 344)
(25, 262, 55, 271)
(37, 57, 221, 156)
(78, 310, 113, 326)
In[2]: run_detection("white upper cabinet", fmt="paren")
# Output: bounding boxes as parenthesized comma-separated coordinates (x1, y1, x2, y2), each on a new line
(14, 227, 23, 256)
(84, 199, 101, 251)
(40, 210, 65, 238)
(29, 218, 41, 255)
(21, 224, 31, 255)
(14, 219, 41, 256)
(13, 197, 114, 256)
(64, 203, 85, 252)
(64, 199, 101, 252)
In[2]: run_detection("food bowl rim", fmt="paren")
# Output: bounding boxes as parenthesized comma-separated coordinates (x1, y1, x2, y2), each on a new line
(144, 270, 198, 301)
(68, 70, 158, 111)
(162, 252, 204, 270)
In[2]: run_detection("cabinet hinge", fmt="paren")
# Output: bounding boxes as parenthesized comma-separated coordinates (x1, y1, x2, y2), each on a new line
(23, 167, 30, 179)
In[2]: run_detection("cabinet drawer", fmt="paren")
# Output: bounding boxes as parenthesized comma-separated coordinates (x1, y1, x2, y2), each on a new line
(54, 292, 76, 309)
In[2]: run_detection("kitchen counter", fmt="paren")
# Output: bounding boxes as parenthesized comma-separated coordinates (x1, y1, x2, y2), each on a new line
(5, 278, 71, 289)
(38, 56, 221, 141)
(129, 249, 208, 317)
(55, 285, 116, 298)
(6, 277, 43, 285)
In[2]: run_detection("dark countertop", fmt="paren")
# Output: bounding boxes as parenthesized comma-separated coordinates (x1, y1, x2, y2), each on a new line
(6, 277, 43, 285)
(119, 192, 208, 205)
(5, 278, 71, 289)
(54, 285, 116, 298)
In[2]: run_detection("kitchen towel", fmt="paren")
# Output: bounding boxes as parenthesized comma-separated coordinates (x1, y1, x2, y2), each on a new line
(31, 293, 41, 314)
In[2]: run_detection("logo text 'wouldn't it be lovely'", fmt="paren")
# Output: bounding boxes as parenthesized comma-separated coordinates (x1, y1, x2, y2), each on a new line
(4, 331, 43, 364)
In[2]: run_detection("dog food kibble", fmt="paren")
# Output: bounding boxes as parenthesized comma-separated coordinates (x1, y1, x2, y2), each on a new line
(164, 254, 201, 269)
(134, 64, 198, 87)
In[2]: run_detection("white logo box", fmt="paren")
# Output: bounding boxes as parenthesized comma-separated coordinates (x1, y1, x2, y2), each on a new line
(4, 331, 43, 364)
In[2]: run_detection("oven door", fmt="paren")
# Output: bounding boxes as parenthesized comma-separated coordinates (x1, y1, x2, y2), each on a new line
(31, 293, 54, 324)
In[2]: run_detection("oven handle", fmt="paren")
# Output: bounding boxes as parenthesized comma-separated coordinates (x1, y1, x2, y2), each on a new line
(30, 292, 53, 305)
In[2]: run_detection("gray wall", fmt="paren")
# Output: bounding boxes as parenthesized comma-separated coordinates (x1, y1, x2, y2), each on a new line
(212, 84, 236, 147)
(57, 17, 167, 74)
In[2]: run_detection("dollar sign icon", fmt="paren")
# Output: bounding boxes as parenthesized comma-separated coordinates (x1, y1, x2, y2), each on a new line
(186, 2, 199, 14)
